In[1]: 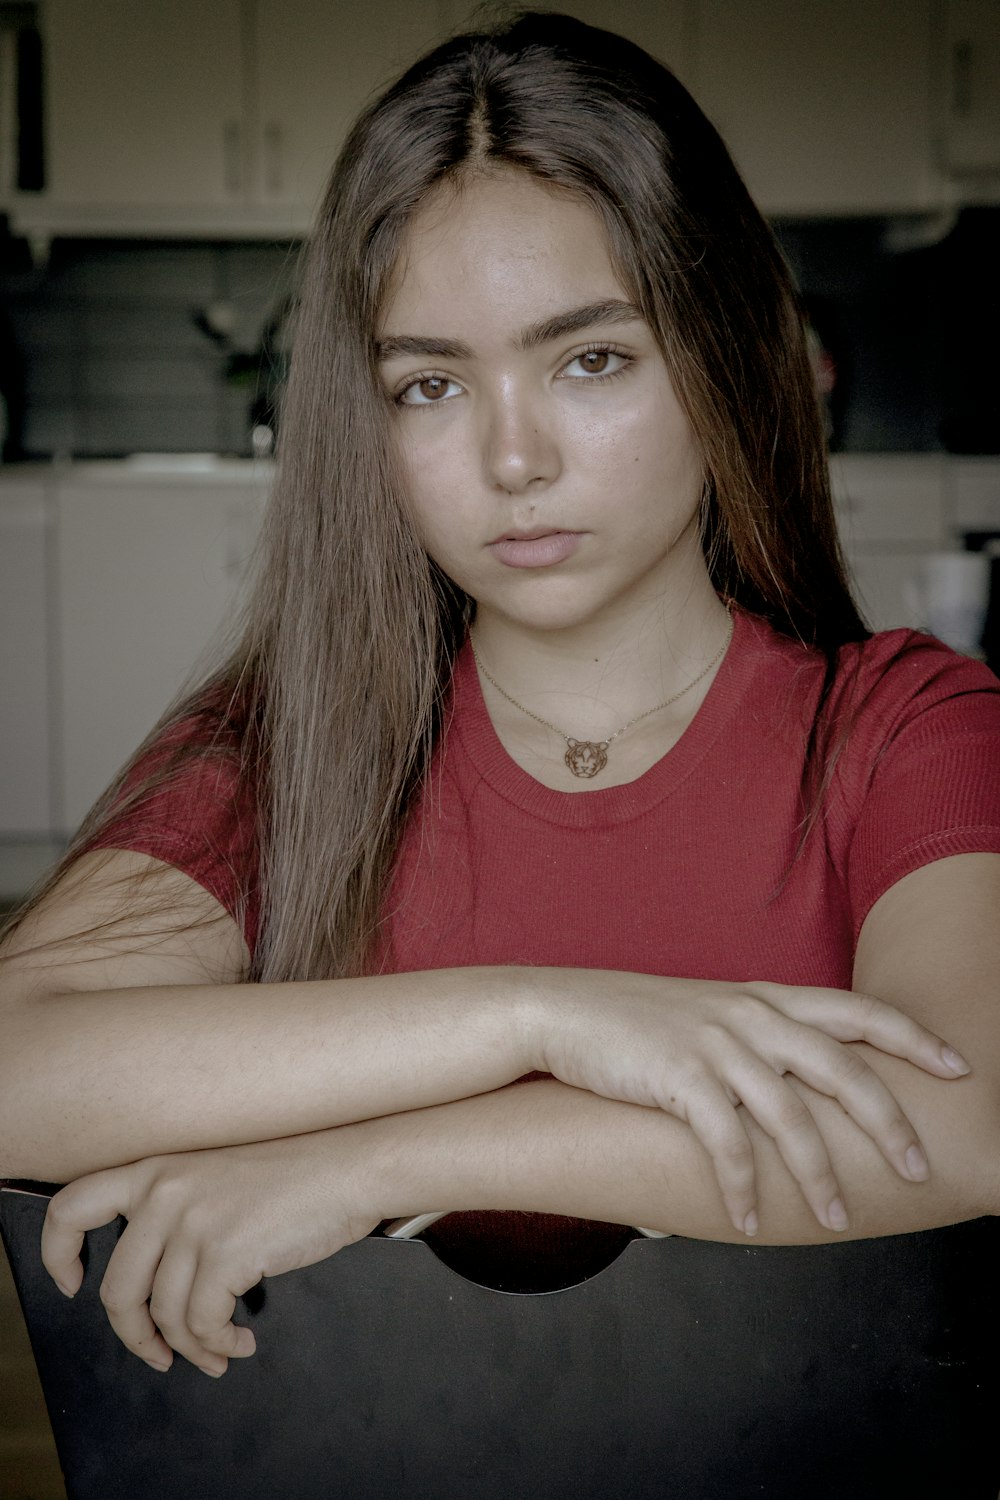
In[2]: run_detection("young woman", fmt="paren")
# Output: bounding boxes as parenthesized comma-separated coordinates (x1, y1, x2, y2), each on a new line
(1, 10, 998, 1385)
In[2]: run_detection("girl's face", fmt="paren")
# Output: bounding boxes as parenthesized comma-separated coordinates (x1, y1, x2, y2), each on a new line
(377, 169, 709, 639)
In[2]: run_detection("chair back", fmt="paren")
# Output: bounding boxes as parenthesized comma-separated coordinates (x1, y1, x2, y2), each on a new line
(2, 1180, 999, 1500)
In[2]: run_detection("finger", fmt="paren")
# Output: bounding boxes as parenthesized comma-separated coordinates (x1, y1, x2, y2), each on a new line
(42, 1174, 131, 1297)
(148, 1244, 228, 1377)
(749, 983, 970, 1078)
(681, 1081, 760, 1236)
(98, 1219, 175, 1371)
(185, 1257, 257, 1362)
(772, 1031, 929, 1184)
(725, 1050, 848, 1233)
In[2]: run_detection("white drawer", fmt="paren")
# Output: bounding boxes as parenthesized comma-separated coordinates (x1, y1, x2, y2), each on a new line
(829, 455, 947, 547)
(948, 458, 1000, 531)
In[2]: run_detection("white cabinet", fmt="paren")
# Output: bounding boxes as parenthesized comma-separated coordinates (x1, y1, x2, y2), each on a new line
(0, 464, 271, 854)
(521, 0, 691, 81)
(830, 455, 950, 631)
(53, 465, 269, 834)
(27, 0, 247, 232)
(10, 0, 1000, 235)
(0, 480, 53, 836)
(828, 454, 1000, 634)
(948, 457, 1000, 530)
(693, 0, 942, 214)
(255, 0, 456, 222)
(940, 0, 1000, 174)
(12, 0, 452, 239)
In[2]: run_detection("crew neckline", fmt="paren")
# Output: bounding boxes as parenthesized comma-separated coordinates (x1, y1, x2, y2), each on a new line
(448, 606, 775, 828)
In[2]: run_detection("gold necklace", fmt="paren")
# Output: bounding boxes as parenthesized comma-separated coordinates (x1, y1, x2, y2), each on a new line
(469, 613, 733, 780)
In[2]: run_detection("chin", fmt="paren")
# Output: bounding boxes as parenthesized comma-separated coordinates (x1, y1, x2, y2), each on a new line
(491, 591, 625, 637)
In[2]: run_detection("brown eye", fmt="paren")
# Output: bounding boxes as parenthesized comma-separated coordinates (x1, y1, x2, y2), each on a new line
(397, 374, 458, 407)
(562, 348, 629, 382)
(579, 350, 610, 374)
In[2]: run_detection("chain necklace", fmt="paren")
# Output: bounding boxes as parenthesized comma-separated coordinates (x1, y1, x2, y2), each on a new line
(469, 613, 734, 780)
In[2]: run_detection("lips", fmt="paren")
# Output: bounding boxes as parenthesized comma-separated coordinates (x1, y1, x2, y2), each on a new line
(487, 529, 583, 569)
(489, 526, 568, 543)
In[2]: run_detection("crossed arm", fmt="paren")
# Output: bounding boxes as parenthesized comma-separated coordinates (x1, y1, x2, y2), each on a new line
(1, 847, 998, 1376)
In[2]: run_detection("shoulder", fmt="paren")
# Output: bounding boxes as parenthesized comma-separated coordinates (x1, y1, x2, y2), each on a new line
(742, 612, 998, 741)
(826, 633, 1000, 935)
(76, 679, 262, 952)
(745, 612, 996, 702)
(835, 627, 998, 706)
(93, 683, 259, 844)
(825, 629, 999, 770)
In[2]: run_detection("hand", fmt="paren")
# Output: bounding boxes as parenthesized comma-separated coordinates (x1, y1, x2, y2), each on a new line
(532, 972, 971, 1236)
(40, 1130, 382, 1376)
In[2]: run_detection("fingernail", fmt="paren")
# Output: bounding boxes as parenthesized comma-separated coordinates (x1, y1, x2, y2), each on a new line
(743, 1210, 759, 1237)
(941, 1047, 970, 1076)
(197, 1365, 224, 1379)
(826, 1197, 849, 1232)
(147, 1359, 171, 1373)
(905, 1143, 929, 1181)
(54, 1281, 76, 1299)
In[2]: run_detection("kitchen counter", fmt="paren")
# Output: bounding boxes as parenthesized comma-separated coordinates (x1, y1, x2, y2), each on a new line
(0, 455, 275, 487)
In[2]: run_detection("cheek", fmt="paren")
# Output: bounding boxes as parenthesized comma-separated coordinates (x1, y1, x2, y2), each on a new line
(398, 420, 471, 508)
(402, 474, 472, 576)
(394, 435, 446, 538)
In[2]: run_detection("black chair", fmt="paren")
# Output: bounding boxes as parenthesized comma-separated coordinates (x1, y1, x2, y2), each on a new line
(2, 1180, 998, 1500)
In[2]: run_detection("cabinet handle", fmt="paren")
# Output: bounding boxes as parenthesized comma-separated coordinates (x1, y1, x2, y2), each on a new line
(223, 120, 243, 195)
(264, 121, 283, 197)
(951, 39, 973, 117)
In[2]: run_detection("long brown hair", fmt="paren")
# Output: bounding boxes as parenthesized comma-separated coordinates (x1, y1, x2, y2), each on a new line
(1, 9, 867, 981)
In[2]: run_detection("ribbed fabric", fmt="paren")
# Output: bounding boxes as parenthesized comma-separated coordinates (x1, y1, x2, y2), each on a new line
(86, 609, 1000, 1285)
(385, 609, 1000, 984)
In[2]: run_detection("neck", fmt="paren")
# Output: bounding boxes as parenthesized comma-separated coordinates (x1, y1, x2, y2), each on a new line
(471, 580, 731, 745)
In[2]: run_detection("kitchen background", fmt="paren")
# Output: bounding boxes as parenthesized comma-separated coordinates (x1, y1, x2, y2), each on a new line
(0, 206, 998, 462)
(1, 2, 1000, 1496)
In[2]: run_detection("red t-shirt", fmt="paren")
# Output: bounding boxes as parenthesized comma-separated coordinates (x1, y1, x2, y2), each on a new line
(85, 609, 1000, 1286)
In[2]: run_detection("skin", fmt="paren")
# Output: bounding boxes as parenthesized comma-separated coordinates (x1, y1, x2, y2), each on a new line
(1, 169, 997, 1381)
(376, 167, 731, 790)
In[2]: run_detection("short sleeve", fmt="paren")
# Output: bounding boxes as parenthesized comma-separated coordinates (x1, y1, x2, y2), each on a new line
(81, 731, 261, 958)
(842, 633, 1000, 938)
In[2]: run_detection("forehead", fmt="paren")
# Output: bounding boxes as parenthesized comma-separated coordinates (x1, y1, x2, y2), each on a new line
(379, 170, 627, 331)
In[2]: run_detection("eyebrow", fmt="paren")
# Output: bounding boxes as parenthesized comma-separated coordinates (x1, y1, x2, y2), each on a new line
(374, 298, 645, 362)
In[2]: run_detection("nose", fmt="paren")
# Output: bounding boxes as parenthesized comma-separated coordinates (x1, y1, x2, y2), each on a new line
(481, 381, 562, 495)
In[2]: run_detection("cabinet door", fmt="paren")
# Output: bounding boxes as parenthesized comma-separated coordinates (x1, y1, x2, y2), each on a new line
(42, 0, 245, 212)
(253, 0, 454, 226)
(694, 0, 941, 214)
(949, 457, 1000, 530)
(942, 0, 1000, 172)
(516, 1, 692, 82)
(0, 483, 52, 836)
(829, 455, 948, 548)
(54, 478, 267, 836)
(830, 455, 949, 632)
(253, 1, 693, 228)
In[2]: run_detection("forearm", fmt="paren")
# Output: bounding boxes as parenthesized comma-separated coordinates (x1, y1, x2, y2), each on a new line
(0, 967, 537, 1182)
(366, 1067, 999, 1244)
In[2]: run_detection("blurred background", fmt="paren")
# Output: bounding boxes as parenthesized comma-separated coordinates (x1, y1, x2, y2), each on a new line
(1, 3, 999, 1494)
